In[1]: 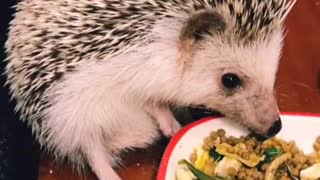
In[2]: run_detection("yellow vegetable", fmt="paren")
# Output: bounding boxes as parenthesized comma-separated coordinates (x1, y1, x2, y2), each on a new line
(194, 146, 210, 170)
(300, 163, 320, 180)
(214, 156, 242, 177)
(215, 143, 265, 167)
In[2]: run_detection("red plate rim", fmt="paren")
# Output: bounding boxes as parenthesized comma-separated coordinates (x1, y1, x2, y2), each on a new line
(156, 111, 320, 180)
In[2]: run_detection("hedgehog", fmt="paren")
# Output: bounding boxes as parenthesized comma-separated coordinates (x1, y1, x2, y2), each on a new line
(4, 0, 296, 179)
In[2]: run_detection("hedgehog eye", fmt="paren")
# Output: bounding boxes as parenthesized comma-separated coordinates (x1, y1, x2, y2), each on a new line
(221, 73, 242, 89)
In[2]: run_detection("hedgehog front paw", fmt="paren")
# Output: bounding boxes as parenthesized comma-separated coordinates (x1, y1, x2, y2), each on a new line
(159, 118, 182, 138)
(145, 106, 182, 138)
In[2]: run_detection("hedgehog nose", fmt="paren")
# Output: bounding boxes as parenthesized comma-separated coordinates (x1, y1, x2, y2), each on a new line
(254, 117, 282, 141)
(266, 117, 282, 138)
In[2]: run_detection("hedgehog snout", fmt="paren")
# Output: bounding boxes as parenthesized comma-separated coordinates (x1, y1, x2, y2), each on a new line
(253, 117, 282, 141)
(266, 117, 282, 137)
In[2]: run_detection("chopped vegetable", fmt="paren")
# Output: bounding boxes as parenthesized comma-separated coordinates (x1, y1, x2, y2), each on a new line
(265, 153, 292, 180)
(214, 156, 242, 177)
(178, 159, 225, 180)
(194, 146, 210, 170)
(209, 147, 224, 162)
(215, 143, 265, 167)
(300, 162, 320, 180)
(264, 147, 283, 159)
(258, 147, 283, 168)
(284, 163, 300, 180)
(195, 146, 204, 158)
(176, 164, 197, 180)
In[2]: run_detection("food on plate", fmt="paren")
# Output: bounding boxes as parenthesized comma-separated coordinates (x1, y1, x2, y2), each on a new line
(175, 129, 320, 180)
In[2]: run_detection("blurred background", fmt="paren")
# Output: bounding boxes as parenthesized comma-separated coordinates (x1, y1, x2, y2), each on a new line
(1, 0, 40, 180)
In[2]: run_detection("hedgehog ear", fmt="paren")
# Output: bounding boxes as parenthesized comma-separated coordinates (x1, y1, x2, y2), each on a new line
(177, 11, 226, 71)
(180, 10, 226, 42)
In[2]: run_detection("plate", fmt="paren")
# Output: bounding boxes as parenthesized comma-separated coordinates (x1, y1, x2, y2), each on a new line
(157, 112, 320, 180)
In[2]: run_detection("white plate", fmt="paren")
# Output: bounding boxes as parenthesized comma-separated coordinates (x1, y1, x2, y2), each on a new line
(157, 112, 320, 180)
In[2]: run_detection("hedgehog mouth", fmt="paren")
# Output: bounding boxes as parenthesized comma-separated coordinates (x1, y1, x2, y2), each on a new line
(188, 105, 224, 119)
(189, 105, 269, 141)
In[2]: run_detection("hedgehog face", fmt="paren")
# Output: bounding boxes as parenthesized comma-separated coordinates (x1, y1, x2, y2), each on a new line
(206, 29, 283, 139)
(179, 9, 286, 139)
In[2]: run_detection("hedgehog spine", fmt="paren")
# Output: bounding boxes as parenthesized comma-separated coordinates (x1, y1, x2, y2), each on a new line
(5, 0, 296, 179)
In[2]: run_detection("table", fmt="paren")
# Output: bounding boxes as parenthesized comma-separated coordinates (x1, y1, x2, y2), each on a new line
(38, 0, 320, 179)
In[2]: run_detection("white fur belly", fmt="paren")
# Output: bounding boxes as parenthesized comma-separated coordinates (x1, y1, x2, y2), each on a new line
(38, 56, 166, 169)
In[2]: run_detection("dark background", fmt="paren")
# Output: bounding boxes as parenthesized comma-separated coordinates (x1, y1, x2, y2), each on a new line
(1, 1, 40, 180)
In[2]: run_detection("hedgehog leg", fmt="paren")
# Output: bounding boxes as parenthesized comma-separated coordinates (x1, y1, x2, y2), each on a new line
(86, 144, 121, 180)
(146, 106, 181, 138)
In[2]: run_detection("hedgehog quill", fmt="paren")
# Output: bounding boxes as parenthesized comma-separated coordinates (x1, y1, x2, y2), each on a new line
(5, 0, 296, 179)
